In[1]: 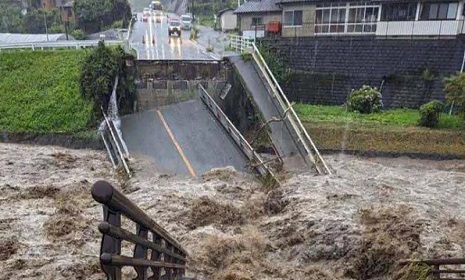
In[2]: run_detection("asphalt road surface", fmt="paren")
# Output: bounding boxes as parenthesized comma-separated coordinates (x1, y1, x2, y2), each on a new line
(130, 12, 217, 60)
(121, 99, 249, 176)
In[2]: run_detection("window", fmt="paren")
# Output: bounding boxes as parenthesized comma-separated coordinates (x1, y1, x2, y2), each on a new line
(284, 10, 303, 26)
(315, 3, 380, 34)
(420, 2, 458, 20)
(252, 17, 263, 26)
(381, 3, 417, 21)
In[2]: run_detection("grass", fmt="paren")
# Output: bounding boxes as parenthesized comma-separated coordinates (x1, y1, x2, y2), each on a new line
(294, 104, 464, 130)
(0, 50, 93, 134)
(294, 104, 465, 157)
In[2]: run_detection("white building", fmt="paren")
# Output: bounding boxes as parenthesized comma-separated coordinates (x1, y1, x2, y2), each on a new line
(217, 8, 238, 32)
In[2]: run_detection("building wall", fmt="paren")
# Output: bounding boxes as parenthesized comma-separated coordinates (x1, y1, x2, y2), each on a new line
(281, 4, 315, 37)
(262, 37, 465, 108)
(221, 11, 237, 31)
(238, 12, 281, 32)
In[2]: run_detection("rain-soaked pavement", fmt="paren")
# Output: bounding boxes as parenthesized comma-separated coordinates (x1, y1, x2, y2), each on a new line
(130, 12, 218, 60)
(121, 13, 249, 176)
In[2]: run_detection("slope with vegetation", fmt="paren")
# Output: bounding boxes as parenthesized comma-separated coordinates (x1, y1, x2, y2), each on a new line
(0, 50, 92, 134)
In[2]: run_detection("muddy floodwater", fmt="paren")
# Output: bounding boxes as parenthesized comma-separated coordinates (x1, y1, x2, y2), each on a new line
(0, 143, 464, 279)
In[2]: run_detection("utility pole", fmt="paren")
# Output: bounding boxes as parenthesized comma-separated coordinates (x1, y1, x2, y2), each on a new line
(43, 11, 49, 41)
(191, 0, 194, 22)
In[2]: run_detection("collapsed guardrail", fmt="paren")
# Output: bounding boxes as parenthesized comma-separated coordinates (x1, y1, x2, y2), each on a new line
(92, 180, 188, 280)
(198, 84, 278, 182)
(250, 43, 331, 175)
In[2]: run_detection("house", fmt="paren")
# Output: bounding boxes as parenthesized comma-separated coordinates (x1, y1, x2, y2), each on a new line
(278, 0, 465, 37)
(235, 0, 465, 37)
(217, 8, 237, 32)
(234, 0, 282, 38)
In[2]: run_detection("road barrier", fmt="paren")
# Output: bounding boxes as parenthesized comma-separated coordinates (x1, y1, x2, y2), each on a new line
(101, 110, 131, 177)
(229, 35, 254, 53)
(198, 84, 278, 182)
(92, 180, 188, 280)
(0, 40, 122, 51)
(250, 43, 331, 175)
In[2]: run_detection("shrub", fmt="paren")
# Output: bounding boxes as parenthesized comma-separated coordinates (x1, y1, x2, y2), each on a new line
(71, 29, 85, 40)
(418, 100, 444, 128)
(111, 20, 123, 29)
(79, 42, 136, 121)
(206, 45, 214, 52)
(444, 72, 465, 117)
(347, 85, 383, 114)
(241, 52, 252, 62)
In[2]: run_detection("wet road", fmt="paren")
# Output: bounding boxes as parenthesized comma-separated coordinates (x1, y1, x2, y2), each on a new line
(121, 99, 249, 176)
(130, 12, 217, 60)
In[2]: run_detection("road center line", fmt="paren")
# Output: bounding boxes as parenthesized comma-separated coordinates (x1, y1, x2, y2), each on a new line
(156, 110, 196, 177)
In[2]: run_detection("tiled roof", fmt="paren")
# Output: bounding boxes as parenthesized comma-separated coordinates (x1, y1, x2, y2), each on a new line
(234, 0, 282, 14)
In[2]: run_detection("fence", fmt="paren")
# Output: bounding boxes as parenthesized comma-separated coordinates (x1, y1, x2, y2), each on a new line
(92, 180, 188, 280)
(401, 258, 465, 279)
(100, 110, 131, 177)
(229, 35, 254, 53)
(250, 43, 332, 175)
(198, 84, 278, 181)
(0, 40, 122, 51)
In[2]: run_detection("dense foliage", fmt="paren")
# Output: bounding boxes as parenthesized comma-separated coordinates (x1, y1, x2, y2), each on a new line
(0, 50, 93, 133)
(258, 45, 291, 85)
(79, 41, 136, 121)
(74, 0, 131, 33)
(0, 0, 131, 35)
(347, 85, 383, 114)
(444, 72, 465, 117)
(418, 100, 444, 128)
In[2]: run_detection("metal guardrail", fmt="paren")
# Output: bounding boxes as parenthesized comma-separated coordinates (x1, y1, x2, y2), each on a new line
(198, 84, 278, 181)
(92, 180, 188, 280)
(0, 40, 123, 51)
(250, 43, 331, 175)
(229, 35, 254, 53)
(101, 110, 131, 177)
(401, 258, 465, 279)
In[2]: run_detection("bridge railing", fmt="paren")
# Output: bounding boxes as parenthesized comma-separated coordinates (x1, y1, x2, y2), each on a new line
(250, 43, 331, 175)
(0, 40, 122, 51)
(229, 35, 254, 53)
(92, 180, 188, 280)
(100, 110, 131, 177)
(400, 258, 465, 279)
(198, 84, 277, 180)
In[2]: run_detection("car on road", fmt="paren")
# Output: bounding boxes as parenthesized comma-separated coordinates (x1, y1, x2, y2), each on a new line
(155, 16, 161, 23)
(142, 15, 148, 22)
(168, 19, 182, 37)
(180, 15, 193, 30)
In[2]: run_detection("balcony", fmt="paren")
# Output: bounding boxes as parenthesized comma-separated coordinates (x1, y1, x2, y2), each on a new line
(376, 20, 465, 37)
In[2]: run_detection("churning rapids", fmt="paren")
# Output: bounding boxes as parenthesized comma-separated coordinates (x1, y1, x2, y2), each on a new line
(1, 142, 464, 279)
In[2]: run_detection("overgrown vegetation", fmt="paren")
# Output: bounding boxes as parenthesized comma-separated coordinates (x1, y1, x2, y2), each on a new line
(79, 41, 136, 121)
(258, 44, 291, 84)
(0, 0, 131, 35)
(0, 50, 93, 133)
(418, 100, 444, 128)
(347, 85, 383, 114)
(444, 71, 465, 117)
(74, 0, 132, 33)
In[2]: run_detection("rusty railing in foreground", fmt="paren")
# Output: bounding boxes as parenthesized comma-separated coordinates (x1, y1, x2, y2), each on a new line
(401, 258, 465, 279)
(92, 180, 188, 280)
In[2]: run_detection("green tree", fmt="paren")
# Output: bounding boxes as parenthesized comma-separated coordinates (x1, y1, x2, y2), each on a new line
(74, 0, 131, 33)
(444, 72, 465, 117)
(79, 41, 135, 121)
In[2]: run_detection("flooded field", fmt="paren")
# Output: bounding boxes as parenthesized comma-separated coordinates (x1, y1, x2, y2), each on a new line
(1, 143, 464, 279)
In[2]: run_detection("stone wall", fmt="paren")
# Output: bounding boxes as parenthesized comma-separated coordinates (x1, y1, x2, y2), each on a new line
(262, 36, 465, 108)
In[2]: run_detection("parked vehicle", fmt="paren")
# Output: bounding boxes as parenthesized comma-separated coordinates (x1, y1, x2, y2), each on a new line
(168, 20, 182, 36)
(181, 15, 193, 30)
